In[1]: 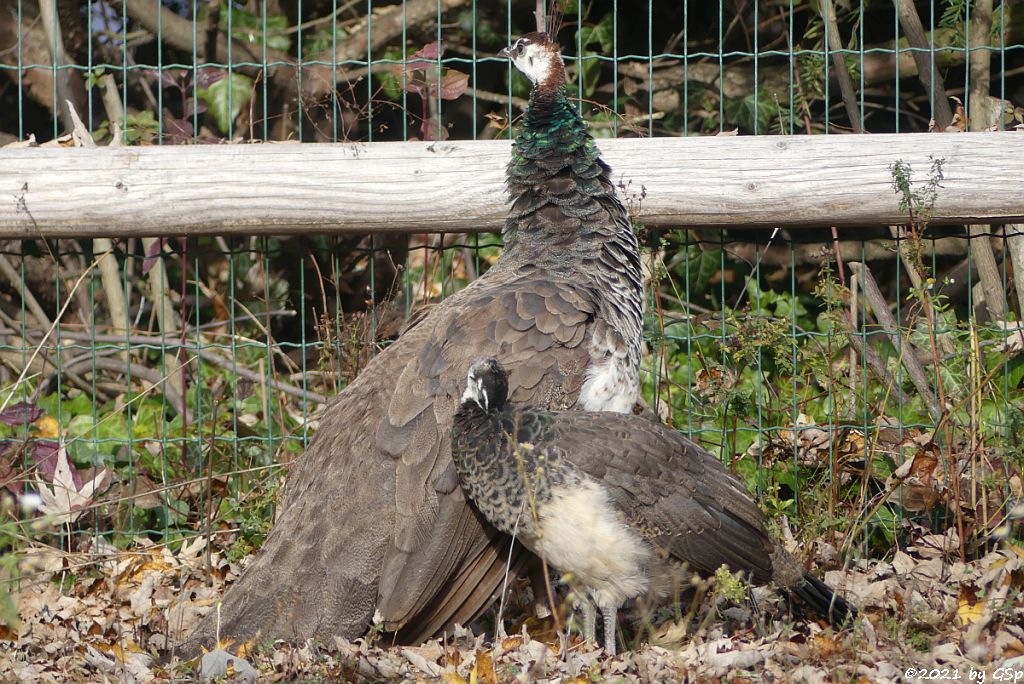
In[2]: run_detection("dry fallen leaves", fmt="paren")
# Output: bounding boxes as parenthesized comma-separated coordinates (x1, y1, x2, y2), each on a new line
(2, 529, 1023, 682)
(34, 445, 109, 524)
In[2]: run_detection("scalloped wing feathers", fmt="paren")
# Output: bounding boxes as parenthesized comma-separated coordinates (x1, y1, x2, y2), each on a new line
(519, 410, 776, 585)
(373, 271, 601, 630)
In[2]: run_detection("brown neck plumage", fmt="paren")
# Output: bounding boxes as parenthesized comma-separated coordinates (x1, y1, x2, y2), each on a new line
(531, 52, 567, 105)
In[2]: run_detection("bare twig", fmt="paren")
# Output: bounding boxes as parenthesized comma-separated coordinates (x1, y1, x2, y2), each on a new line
(23, 323, 327, 405)
(1007, 224, 1024, 321)
(93, 239, 129, 362)
(141, 237, 184, 398)
(820, 0, 862, 133)
(892, 0, 955, 129)
(0, 254, 52, 328)
(98, 74, 125, 144)
(965, 0, 1007, 323)
(273, 0, 362, 36)
(887, 225, 924, 291)
(37, 0, 75, 133)
(849, 261, 942, 422)
(58, 357, 188, 419)
(0, 346, 103, 400)
(0, 253, 102, 416)
(195, 348, 328, 405)
(0, 310, 296, 343)
(56, 251, 94, 331)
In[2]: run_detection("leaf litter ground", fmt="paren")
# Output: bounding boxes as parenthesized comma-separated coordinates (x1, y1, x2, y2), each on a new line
(2, 528, 1023, 683)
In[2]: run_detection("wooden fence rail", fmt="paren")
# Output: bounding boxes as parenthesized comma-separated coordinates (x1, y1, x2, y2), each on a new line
(0, 132, 1021, 238)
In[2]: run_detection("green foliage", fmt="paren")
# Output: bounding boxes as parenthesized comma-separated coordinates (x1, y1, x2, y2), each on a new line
(574, 14, 613, 98)
(890, 157, 945, 222)
(217, 1, 291, 52)
(198, 73, 255, 135)
(303, 28, 343, 56)
(84, 66, 107, 91)
(660, 231, 721, 300)
(91, 110, 160, 144)
(939, 0, 969, 48)
(642, 217, 1024, 556)
(797, 52, 827, 103)
(724, 87, 792, 134)
(380, 47, 409, 101)
(220, 477, 278, 562)
(712, 565, 749, 603)
(0, 497, 22, 627)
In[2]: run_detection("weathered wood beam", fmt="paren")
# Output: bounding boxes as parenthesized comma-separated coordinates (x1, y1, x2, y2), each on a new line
(1, 133, 1022, 238)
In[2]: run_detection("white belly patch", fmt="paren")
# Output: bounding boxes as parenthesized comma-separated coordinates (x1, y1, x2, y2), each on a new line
(535, 479, 650, 609)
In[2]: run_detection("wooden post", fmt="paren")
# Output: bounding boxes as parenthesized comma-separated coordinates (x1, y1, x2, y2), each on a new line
(1008, 225, 1024, 322)
(966, 0, 1007, 322)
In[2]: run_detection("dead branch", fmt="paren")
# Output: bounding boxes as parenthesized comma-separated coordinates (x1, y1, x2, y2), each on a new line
(0, 253, 51, 328)
(723, 236, 972, 268)
(1007, 225, 1024, 321)
(123, 0, 471, 104)
(37, 0, 76, 133)
(821, 0, 862, 133)
(58, 356, 188, 419)
(965, 0, 1007, 323)
(838, 307, 914, 415)
(892, 0, 955, 129)
(140, 237, 183, 399)
(849, 261, 942, 422)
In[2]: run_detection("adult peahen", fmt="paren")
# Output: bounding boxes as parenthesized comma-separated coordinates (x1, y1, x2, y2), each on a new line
(180, 28, 645, 651)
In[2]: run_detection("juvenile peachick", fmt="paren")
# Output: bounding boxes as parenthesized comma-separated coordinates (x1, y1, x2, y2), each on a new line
(453, 357, 856, 655)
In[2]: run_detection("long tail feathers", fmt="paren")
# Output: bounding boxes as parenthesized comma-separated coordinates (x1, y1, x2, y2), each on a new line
(790, 572, 857, 627)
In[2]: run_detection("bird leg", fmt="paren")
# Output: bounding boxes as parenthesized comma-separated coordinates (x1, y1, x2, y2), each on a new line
(528, 558, 552, 618)
(601, 604, 618, 656)
(576, 597, 597, 645)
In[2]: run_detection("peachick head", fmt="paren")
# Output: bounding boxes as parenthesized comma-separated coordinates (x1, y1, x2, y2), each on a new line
(461, 357, 509, 412)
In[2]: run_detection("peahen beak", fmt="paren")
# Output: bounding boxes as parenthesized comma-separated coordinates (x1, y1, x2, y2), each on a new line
(497, 46, 512, 59)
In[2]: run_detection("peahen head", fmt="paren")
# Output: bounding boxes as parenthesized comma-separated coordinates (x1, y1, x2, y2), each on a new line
(461, 357, 510, 413)
(498, 32, 566, 89)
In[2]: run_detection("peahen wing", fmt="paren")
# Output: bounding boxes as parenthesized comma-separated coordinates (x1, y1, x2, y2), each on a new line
(373, 265, 604, 637)
(177, 264, 603, 653)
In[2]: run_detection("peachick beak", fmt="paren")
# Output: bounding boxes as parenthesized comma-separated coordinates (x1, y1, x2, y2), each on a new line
(497, 46, 512, 59)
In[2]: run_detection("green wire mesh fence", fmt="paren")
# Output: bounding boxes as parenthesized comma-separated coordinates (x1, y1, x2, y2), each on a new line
(0, 0, 1022, 607)
(3, 1, 1023, 143)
